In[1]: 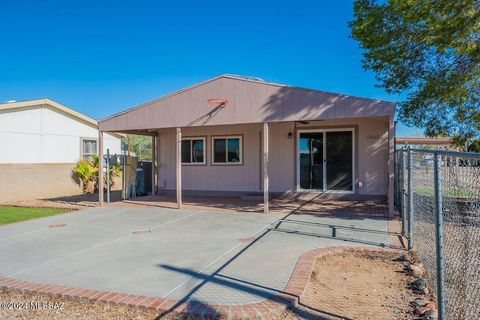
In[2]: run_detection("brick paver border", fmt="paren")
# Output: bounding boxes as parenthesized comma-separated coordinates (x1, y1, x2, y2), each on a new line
(0, 244, 404, 319)
(388, 217, 406, 249)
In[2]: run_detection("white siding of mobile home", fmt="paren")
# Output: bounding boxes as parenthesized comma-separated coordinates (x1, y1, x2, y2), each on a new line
(0, 106, 121, 164)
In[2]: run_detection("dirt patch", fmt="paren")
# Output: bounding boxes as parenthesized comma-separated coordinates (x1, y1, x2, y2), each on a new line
(0, 289, 292, 320)
(0, 199, 86, 210)
(0, 289, 158, 320)
(0, 191, 124, 210)
(300, 251, 416, 319)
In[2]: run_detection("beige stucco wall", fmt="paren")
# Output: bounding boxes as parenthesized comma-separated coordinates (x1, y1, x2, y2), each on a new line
(0, 163, 123, 202)
(0, 163, 82, 202)
(156, 116, 389, 196)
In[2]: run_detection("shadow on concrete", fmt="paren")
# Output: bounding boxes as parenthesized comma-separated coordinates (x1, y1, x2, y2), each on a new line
(155, 194, 391, 319)
(45, 191, 123, 207)
(270, 228, 392, 249)
(111, 193, 391, 221)
(157, 298, 219, 320)
(157, 264, 351, 320)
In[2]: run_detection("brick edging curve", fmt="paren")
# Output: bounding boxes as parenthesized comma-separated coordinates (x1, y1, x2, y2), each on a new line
(0, 246, 403, 319)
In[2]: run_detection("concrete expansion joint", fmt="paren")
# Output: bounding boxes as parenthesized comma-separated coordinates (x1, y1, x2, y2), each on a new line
(49, 224, 67, 228)
(0, 246, 403, 319)
(131, 229, 152, 235)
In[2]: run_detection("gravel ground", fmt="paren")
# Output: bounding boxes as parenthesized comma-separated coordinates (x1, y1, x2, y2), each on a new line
(0, 191, 124, 210)
(0, 289, 299, 320)
(0, 289, 158, 320)
(301, 251, 417, 319)
(0, 200, 86, 210)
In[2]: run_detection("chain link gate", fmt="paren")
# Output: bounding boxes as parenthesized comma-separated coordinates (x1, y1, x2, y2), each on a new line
(395, 147, 480, 320)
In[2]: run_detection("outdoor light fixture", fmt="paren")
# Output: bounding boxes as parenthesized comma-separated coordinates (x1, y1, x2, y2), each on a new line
(288, 132, 293, 139)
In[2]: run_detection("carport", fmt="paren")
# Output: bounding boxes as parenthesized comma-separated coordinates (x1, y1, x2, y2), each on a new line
(98, 74, 396, 216)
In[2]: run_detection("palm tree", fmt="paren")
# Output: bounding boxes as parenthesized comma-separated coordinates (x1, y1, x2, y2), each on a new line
(73, 160, 97, 193)
(73, 154, 122, 193)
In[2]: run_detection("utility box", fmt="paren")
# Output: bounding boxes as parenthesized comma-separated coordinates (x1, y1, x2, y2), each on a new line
(135, 161, 152, 196)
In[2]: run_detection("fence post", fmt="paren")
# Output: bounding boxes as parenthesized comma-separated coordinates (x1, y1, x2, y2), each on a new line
(434, 152, 446, 320)
(400, 148, 407, 235)
(407, 147, 414, 250)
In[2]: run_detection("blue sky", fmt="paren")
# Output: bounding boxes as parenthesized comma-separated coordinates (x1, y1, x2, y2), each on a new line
(0, 0, 420, 136)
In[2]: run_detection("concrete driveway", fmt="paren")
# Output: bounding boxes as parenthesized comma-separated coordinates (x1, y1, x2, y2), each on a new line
(0, 205, 393, 308)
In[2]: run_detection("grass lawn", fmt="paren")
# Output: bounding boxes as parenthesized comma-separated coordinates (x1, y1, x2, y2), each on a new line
(0, 206, 71, 225)
(413, 186, 477, 198)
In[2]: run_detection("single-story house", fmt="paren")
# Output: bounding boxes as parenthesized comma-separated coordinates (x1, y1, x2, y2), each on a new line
(98, 75, 396, 216)
(0, 98, 122, 202)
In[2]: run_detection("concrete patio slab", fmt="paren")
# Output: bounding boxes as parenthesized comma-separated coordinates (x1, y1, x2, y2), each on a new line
(0, 204, 397, 316)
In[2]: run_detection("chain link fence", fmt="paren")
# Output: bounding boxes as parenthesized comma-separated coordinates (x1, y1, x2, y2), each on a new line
(394, 147, 480, 320)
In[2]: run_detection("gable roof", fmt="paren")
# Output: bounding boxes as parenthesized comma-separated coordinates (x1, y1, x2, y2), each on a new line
(0, 98, 124, 138)
(99, 75, 396, 132)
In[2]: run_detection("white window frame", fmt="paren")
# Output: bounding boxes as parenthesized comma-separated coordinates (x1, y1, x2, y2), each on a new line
(181, 137, 207, 165)
(80, 137, 98, 160)
(296, 128, 355, 194)
(211, 135, 243, 165)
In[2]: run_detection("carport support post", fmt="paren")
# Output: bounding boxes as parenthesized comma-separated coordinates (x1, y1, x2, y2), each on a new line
(98, 131, 104, 207)
(122, 147, 126, 200)
(263, 122, 269, 214)
(106, 148, 110, 203)
(176, 127, 182, 209)
(151, 135, 157, 195)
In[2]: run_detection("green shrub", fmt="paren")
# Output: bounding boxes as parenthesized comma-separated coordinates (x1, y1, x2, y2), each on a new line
(73, 154, 122, 193)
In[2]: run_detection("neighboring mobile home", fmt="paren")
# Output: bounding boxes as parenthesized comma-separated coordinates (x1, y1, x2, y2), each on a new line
(0, 98, 122, 201)
(98, 75, 396, 216)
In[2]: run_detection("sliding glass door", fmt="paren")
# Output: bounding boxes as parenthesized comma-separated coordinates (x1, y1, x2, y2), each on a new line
(326, 131, 353, 191)
(299, 132, 324, 190)
(297, 129, 354, 192)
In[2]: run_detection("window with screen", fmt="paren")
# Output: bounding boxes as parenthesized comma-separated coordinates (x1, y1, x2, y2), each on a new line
(81, 139, 97, 161)
(212, 136, 242, 164)
(181, 137, 206, 164)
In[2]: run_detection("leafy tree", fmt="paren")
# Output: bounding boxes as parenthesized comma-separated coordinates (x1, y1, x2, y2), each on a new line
(467, 139, 480, 152)
(122, 135, 152, 160)
(350, 0, 480, 148)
